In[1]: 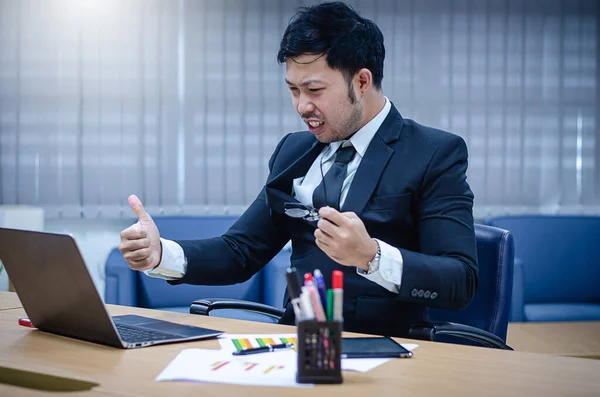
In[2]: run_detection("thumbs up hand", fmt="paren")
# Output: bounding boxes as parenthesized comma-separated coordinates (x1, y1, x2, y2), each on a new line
(118, 195, 162, 271)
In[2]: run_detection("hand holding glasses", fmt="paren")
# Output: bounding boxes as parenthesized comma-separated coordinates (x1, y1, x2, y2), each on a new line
(284, 202, 321, 222)
(283, 143, 354, 223)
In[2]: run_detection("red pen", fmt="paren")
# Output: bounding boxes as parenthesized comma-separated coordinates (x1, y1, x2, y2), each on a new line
(18, 317, 34, 328)
(332, 270, 343, 322)
(303, 272, 314, 286)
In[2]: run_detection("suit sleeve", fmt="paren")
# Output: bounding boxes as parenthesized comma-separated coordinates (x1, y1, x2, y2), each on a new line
(168, 134, 292, 286)
(397, 135, 478, 310)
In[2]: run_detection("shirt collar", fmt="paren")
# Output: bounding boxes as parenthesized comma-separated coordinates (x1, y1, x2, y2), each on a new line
(324, 96, 391, 160)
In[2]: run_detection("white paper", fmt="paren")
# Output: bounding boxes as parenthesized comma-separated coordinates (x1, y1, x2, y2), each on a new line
(156, 348, 312, 388)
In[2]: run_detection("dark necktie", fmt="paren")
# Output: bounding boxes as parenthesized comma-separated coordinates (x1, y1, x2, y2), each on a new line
(312, 143, 356, 210)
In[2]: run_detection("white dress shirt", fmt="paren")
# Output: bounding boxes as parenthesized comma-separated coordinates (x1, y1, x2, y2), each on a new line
(147, 97, 403, 293)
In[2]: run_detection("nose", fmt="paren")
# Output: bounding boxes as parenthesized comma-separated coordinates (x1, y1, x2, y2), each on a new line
(296, 93, 316, 116)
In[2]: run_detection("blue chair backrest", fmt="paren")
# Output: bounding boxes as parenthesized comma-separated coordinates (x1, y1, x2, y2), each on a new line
(487, 215, 600, 304)
(136, 216, 263, 309)
(429, 224, 514, 341)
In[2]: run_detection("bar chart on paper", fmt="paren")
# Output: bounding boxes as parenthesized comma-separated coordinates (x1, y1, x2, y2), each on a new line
(156, 349, 310, 388)
(210, 360, 286, 374)
(232, 336, 297, 352)
(219, 334, 298, 353)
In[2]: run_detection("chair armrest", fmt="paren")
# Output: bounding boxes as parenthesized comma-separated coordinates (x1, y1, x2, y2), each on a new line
(190, 298, 285, 321)
(408, 322, 513, 350)
(509, 257, 525, 322)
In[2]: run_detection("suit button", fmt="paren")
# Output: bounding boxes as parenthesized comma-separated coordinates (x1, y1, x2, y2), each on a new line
(417, 290, 424, 298)
(424, 291, 431, 299)
(411, 289, 418, 297)
(431, 292, 438, 299)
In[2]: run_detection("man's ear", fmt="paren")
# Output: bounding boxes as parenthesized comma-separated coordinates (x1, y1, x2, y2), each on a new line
(356, 68, 373, 94)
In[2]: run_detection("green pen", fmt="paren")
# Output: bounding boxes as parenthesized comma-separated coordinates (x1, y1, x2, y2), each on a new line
(326, 289, 334, 320)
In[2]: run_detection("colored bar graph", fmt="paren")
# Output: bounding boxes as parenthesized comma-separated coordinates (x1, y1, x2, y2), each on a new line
(229, 337, 298, 352)
(240, 339, 253, 350)
(211, 361, 230, 371)
(244, 363, 259, 371)
(232, 339, 243, 351)
(264, 365, 285, 374)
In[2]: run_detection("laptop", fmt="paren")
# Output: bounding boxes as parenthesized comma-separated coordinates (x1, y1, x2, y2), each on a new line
(0, 227, 223, 348)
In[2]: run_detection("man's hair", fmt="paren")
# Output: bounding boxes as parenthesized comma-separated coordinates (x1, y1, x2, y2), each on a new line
(277, 1, 385, 90)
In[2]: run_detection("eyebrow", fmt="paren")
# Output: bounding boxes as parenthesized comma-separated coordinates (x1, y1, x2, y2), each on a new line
(285, 78, 325, 87)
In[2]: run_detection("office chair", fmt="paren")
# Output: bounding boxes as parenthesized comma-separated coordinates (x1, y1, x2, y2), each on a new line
(488, 215, 600, 322)
(106, 216, 285, 315)
(190, 224, 514, 350)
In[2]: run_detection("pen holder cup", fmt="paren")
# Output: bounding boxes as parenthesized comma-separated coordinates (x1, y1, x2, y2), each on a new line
(296, 320, 343, 384)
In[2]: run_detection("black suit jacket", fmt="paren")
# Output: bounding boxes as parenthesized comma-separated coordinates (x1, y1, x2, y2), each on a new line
(171, 104, 478, 337)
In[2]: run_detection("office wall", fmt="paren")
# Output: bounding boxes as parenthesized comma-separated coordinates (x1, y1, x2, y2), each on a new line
(1, 0, 599, 220)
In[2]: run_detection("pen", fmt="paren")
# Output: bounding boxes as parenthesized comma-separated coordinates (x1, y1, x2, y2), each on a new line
(18, 317, 34, 328)
(308, 285, 326, 321)
(326, 289, 334, 320)
(232, 342, 294, 356)
(286, 267, 304, 322)
(300, 287, 316, 320)
(332, 270, 344, 322)
(304, 272, 313, 286)
(313, 269, 327, 311)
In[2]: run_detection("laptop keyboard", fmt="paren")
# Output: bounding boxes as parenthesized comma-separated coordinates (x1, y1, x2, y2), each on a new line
(116, 323, 179, 343)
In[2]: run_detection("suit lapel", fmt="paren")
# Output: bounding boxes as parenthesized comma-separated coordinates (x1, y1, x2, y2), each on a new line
(267, 139, 326, 193)
(342, 104, 404, 215)
(266, 139, 326, 215)
(266, 103, 405, 218)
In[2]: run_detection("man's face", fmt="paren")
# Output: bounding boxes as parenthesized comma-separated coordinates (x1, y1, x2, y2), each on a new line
(285, 54, 363, 143)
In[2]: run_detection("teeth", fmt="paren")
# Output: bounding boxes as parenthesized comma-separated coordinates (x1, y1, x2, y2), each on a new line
(309, 121, 323, 127)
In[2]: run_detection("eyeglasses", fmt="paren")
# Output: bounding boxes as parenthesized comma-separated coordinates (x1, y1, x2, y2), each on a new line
(283, 149, 331, 222)
(284, 202, 321, 222)
(284, 142, 348, 222)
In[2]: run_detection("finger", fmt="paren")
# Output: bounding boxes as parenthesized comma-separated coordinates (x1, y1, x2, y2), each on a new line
(314, 228, 332, 246)
(318, 206, 350, 227)
(314, 235, 330, 251)
(119, 238, 150, 254)
(316, 219, 337, 238)
(128, 194, 150, 221)
(124, 248, 152, 262)
(120, 223, 147, 241)
(128, 257, 154, 270)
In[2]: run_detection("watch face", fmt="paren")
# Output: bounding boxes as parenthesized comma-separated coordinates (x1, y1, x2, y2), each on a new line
(368, 261, 379, 274)
(367, 243, 381, 274)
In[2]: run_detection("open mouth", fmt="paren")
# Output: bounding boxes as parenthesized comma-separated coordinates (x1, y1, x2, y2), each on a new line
(306, 120, 325, 135)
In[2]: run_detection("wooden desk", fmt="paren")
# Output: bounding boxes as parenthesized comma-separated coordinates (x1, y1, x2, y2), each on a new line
(0, 292, 599, 397)
(0, 289, 21, 310)
(508, 322, 600, 359)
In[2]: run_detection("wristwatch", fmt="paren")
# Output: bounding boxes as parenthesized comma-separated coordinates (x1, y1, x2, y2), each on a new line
(367, 239, 381, 274)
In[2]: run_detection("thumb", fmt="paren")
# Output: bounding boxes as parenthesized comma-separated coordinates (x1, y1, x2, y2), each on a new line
(128, 194, 150, 221)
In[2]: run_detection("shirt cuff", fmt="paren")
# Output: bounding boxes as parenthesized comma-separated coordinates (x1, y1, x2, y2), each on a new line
(356, 239, 403, 293)
(144, 238, 187, 280)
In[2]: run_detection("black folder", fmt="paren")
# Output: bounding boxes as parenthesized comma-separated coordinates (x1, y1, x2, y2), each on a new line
(342, 337, 413, 358)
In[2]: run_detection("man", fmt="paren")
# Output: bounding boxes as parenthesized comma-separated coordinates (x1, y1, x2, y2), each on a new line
(119, 1, 478, 337)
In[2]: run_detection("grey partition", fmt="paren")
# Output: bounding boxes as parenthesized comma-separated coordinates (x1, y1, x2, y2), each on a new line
(0, 0, 598, 219)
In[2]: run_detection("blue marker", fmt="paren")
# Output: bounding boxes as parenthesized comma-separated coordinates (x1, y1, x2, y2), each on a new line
(313, 269, 327, 313)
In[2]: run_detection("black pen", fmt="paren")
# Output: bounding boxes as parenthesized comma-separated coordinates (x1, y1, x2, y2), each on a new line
(286, 267, 304, 321)
(232, 342, 295, 356)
